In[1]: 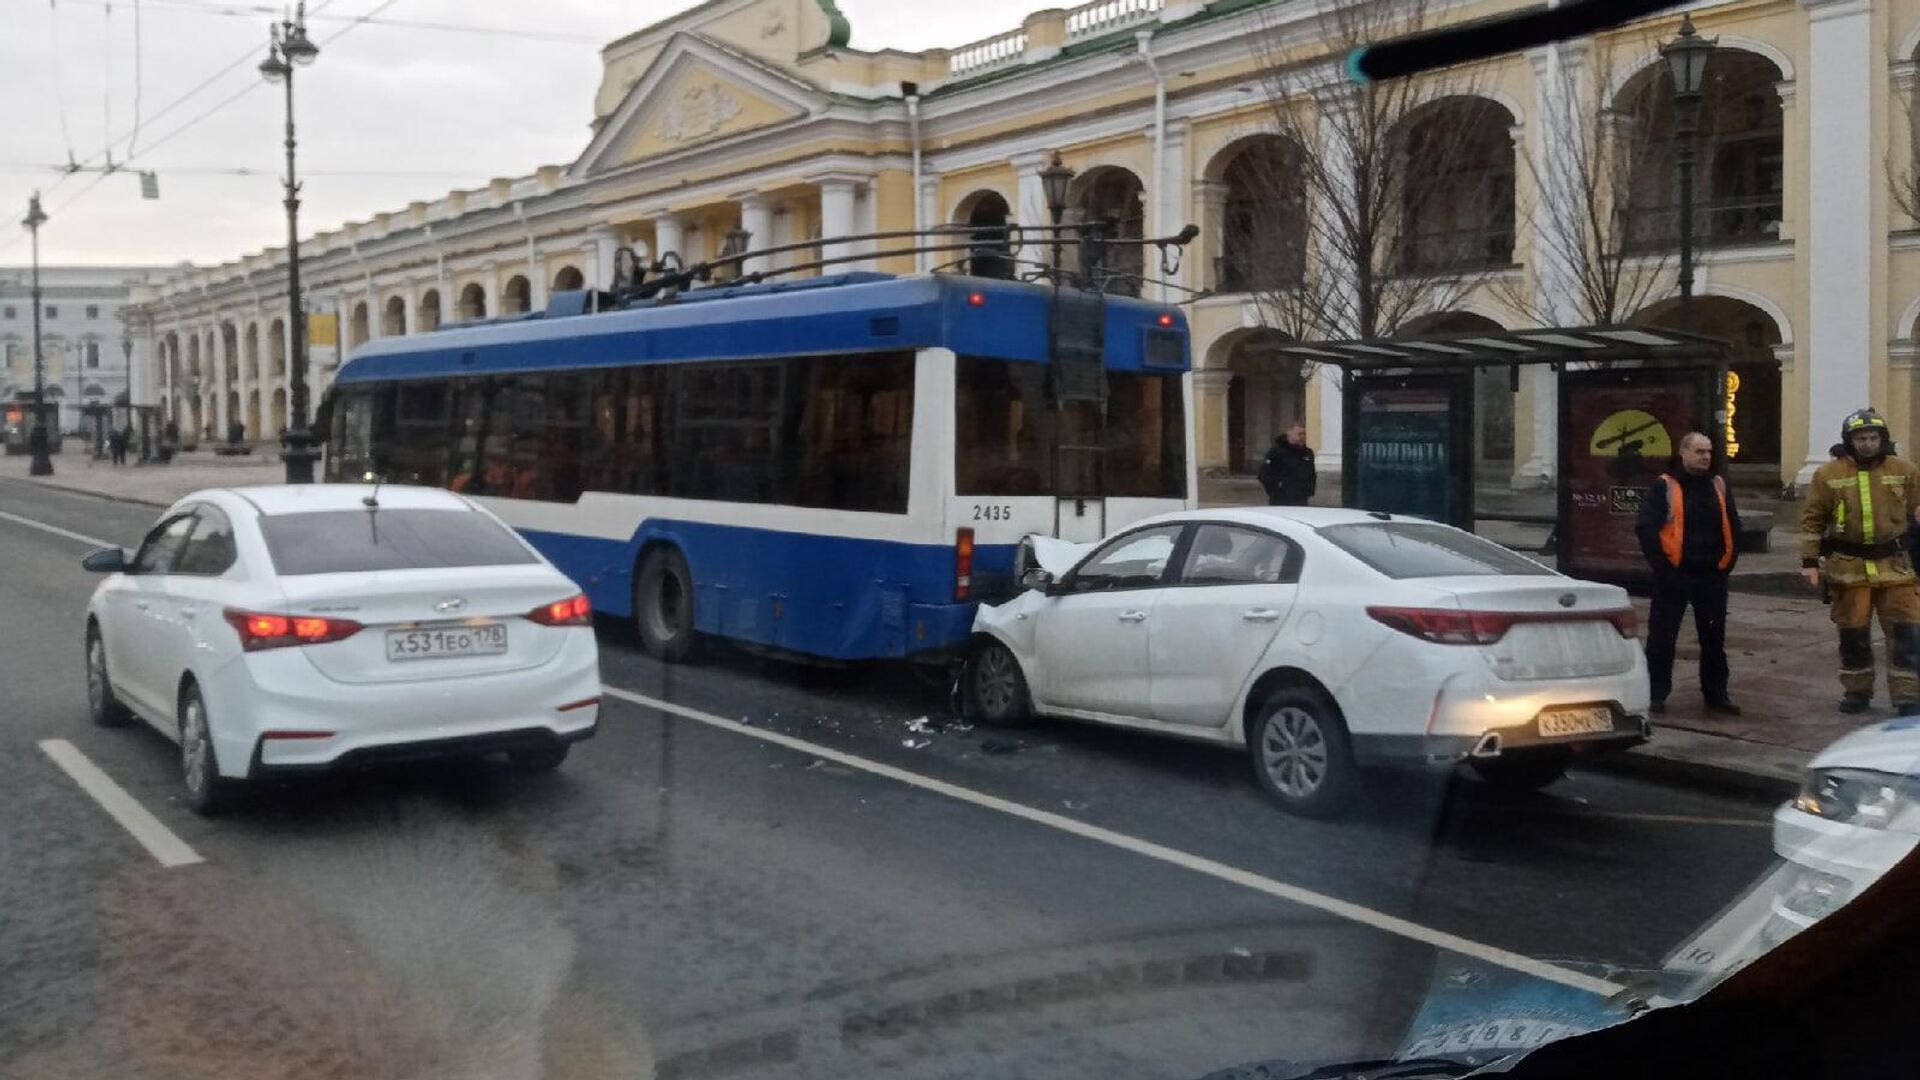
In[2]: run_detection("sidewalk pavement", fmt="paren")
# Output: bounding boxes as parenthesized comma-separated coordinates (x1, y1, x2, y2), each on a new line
(6, 457, 1853, 799)
(0, 447, 285, 508)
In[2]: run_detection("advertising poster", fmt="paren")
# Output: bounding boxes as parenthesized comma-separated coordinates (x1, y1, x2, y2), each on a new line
(1351, 382, 1462, 526)
(1562, 374, 1705, 583)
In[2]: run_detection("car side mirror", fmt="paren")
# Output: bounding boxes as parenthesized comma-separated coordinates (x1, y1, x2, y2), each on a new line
(1020, 567, 1054, 592)
(82, 547, 128, 574)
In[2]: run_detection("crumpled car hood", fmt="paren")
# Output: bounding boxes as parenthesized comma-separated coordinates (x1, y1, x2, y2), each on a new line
(1026, 534, 1093, 577)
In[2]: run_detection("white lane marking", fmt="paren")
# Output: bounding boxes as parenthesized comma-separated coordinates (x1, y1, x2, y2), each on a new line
(38, 739, 204, 869)
(1551, 809, 1770, 829)
(0, 508, 116, 550)
(600, 685, 1630, 1001)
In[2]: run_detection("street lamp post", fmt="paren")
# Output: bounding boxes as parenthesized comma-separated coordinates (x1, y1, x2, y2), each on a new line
(260, 2, 320, 483)
(1040, 152, 1075, 283)
(22, 193, 52, 477)
(1662, 14, 1716, 313)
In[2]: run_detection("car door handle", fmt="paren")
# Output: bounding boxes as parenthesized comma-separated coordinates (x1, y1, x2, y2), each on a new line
(133, 600, 150, 611)
(179, 606, 200, 618)
(1242, 609, 1283, 622)
(1118, 611, 1148, 623)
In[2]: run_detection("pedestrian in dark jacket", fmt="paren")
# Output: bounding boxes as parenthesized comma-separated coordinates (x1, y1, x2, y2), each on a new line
(1257, 424, 1316, 507)
(1635, 431, 1742, 716)
(107, 426, 128, 466)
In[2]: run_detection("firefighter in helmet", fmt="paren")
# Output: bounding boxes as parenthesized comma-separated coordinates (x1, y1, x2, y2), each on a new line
(1801, 408, 1920, 714)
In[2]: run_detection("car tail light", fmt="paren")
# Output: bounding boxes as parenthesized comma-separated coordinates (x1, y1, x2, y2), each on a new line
(1368, 606, 1640, 646)
(1604, 607, 1638, 638)
(223, 608, 363, 651)
(955, 527, 975, 602)
(528, 594, 592, 627)
(1368, 606, 1510, 645)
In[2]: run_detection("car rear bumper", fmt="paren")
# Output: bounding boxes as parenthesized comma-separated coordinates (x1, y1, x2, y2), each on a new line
(1352, 721, 1650, 767)
(249, 721, 597, 776)
(203, 634, 601, 778)
(1345, 659, 1651, 767)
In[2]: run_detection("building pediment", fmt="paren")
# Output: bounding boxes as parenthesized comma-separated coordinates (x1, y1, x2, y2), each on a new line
(573, 33, 826, 178)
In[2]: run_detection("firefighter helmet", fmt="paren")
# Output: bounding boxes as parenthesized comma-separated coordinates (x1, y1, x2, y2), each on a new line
(1842, 408, 1890, 442)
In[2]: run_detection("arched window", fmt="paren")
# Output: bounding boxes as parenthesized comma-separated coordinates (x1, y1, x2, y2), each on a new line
(954, 191, 1014, 280)
(1213, 135, 1308, 293)
(244, 323, 261, 381)
(1392, 97, 1517, 273)
(503, 275, 532, 314)
(1071, 167, 1146, 297)
(1212, 329, 1304, 475)
(458, 282, 487, 322)
(349, 302, 370, 348)
(383, 296, 407, 336)
(419, 290, 442, 332)
(553, 266, 585, 292)
(1618, 51, 1785, 250)
(222, 324, 240, 383)
(269, 319, 287, 377)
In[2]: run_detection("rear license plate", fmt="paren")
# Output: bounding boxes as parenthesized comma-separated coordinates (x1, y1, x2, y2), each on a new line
(1537, 705, 1615, 738)
(386, 623, 507, 661)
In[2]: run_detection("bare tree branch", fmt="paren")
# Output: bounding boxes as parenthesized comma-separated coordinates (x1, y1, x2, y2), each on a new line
(1222, 0, 1507, 385)
(1493, 35, 1675, 327)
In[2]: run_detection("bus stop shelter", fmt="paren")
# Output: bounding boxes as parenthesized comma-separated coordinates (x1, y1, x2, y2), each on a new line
(1272, 326, 1732, 585)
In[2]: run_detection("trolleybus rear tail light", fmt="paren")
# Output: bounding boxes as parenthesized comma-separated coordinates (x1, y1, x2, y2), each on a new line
(955, 528, 975, 602)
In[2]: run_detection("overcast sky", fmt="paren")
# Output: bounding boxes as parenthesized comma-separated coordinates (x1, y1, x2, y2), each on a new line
(0, 0, 1045, 268)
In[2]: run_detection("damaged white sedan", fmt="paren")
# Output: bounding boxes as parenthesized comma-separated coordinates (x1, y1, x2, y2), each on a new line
(963, 508, 1652, 816)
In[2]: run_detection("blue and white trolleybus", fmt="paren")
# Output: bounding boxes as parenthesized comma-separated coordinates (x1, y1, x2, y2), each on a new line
(324, 268, 1193, 663)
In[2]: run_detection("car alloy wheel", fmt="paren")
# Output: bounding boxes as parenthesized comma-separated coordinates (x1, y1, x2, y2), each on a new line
(966, 641, 1030, 726)
(182, 698, 212, 796)
(1248, 689, 1355, 817)
(86, 630, 129, 727)
(178, 687, 232, 815)
(1260, 706, 1329, 799)
(86, 638, 106, 716)
(975, 646, 1019, 716)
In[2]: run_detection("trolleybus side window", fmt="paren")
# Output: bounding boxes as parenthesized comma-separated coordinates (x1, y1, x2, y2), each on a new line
(393, 380, 451, 487)
(348, 352, 916, 513)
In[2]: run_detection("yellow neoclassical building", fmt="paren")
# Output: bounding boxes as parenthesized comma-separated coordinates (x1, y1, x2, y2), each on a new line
(127, 0, 1920, 491)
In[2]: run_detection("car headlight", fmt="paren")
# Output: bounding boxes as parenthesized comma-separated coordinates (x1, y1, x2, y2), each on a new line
(1791, 768, 1909, 829)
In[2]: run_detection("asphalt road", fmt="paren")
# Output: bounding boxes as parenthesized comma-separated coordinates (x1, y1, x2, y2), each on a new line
(0, 477, 1785, 1080)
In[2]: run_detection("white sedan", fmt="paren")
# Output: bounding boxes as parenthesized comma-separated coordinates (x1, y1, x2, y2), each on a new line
(81, 484, 602, 813)
(964, 508, 1652, 815)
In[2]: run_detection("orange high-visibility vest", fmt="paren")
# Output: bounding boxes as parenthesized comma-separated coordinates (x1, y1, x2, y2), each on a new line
(1659, 473, 1735, 571)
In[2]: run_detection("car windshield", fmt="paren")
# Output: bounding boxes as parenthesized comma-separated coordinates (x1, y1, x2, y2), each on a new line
(7, 0, 1910, 1076)
(258, 509, 538, 575)
(1318, 521, 1556, 579)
